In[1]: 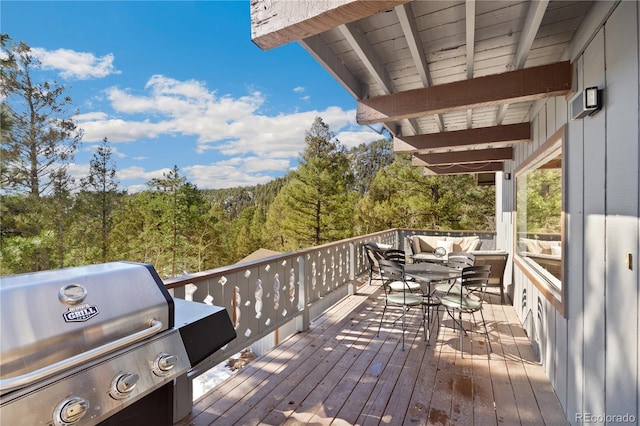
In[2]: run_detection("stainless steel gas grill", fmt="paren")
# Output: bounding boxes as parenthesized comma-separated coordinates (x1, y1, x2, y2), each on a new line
(0, 261, 235, 426)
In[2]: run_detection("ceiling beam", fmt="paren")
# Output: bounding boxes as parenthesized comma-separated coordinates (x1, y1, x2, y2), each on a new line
(496, 0, 548, 125)
(395, 3, 443, 132)
(394, 123, 531, 153)
(338, 22, 420, 136)
(339, 23, 393, 95)
(465, 0, 476, 129)
(395, 4, 430, 88)
(422, 162, 504, 175)
(514, 0, 549, 69)
(251, 0, 410, 50)
(413, 147, 513, 166)
(299, 34, 362, 99)
(465, 0, 476, 80)
(358, 61, 572, 124)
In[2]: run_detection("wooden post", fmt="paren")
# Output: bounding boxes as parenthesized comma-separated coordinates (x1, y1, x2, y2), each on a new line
(296, 255, 309, 332)
(348, 242, 357, 295)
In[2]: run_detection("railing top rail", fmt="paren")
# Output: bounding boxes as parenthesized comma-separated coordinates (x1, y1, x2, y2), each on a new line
(164, 229, 398, 289)
(163, 228, 498, 289)
(402, 228, 496, 237)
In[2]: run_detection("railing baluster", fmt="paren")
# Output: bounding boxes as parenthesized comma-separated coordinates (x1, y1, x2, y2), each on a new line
(296, 254, 309, 332)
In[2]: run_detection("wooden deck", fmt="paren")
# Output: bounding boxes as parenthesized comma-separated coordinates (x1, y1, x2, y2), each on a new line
(177, 281, 568, 426)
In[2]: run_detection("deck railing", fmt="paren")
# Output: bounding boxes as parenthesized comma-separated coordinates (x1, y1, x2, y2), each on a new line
(165, 229, 396, 369)
(164, 228, 495, 417)
(164, 229, 495, 420)
(165, 228, 494, 367)
(164, 229, 402, 421)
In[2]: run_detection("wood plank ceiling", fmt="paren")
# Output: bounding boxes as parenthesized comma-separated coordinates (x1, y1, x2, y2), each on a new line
(250, 0, 594, 176)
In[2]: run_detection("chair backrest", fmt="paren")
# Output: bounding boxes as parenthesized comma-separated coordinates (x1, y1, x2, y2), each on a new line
(378, 259, 405, 285)
(447, 252, 475, 268)
(365, 244, 385, 272)
(460, 265, 491, 294)
(384, 249, 407, 264)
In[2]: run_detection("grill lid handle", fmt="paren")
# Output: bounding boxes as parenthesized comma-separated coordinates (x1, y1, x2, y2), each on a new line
(0, 319, 163, 393)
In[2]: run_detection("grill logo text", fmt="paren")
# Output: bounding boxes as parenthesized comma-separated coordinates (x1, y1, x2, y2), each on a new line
(63, 304, 99, 322)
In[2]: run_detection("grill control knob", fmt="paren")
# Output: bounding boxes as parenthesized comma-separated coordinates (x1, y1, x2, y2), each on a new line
(53, 396, 89, 426)
(153, 352, 177, 376)
(110, 372, 139, 399)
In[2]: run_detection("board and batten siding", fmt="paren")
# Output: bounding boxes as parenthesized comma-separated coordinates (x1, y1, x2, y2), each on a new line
(500, 2, 639, 424)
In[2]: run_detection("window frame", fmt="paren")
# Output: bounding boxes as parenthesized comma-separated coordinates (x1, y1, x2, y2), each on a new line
(514, 125, 566, 317)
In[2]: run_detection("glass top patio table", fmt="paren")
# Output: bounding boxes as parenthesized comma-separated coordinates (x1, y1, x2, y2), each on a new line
(403, 263, 461, 282)
(403, 263, 462, 344)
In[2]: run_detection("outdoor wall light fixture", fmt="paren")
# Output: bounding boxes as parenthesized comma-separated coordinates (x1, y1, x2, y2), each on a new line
(571, 86, 603, 119)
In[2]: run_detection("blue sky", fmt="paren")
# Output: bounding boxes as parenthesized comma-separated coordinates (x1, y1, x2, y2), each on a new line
(2, 1, 384, 192)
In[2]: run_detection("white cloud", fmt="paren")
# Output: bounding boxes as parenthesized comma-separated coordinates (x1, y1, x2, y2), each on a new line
(77, 117, 170, 143)
(66, 164, 163, 193)
(181, 157, 290, 189)
(32, 47, 120, 80)
(125, 184, 148, 194)
(67, 163, 89, 182)
(81, 142, 127, 159)
(118, 166, 170, 182)
(183, 164, 273, 189)
(75, 75, 385, 189)
(75, 111, 108, 121)
(211, 157, 290, 173)
(335, 130, 384, 149)
(293, 86, 305, 93)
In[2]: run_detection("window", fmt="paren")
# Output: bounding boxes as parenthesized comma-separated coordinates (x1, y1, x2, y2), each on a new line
(515, 126, 565, 314)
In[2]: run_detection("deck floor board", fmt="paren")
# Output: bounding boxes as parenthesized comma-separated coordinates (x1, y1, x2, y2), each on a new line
(177, 281, 568, 425)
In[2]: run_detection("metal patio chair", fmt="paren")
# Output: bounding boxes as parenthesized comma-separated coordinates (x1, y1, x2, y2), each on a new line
(376, 259, 427, 350)
(440, 264, 492, 357)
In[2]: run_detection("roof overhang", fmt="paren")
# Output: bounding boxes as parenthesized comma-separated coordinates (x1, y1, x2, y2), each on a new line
(250, 1, 600, 177)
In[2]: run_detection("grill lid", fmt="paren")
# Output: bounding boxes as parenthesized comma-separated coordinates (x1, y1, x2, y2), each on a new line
(0, 262, 173, 385)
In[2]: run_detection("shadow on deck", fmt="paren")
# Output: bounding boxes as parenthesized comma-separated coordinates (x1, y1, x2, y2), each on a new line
(176, 281, 568, 425)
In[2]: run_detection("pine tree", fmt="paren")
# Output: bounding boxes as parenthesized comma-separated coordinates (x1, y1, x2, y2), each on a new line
(0, 36, 82, 273)
(0, 37, 82, 197)
(267, 117, 356, 250)
(138, 166, 217, 276)
(48, 168, 74, 268)
(80, 137, 122, 262)
(355, 155, 495, 233)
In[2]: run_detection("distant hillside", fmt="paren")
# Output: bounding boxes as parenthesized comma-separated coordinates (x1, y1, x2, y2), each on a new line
(201, 176, 289, 219)
(201, 137, 394, 219)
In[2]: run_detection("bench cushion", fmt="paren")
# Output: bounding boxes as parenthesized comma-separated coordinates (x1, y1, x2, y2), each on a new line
(412, 235, 481, 254)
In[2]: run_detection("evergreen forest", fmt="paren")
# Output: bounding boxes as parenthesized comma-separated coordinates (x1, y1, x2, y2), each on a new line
(0, 36, 496, 278)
